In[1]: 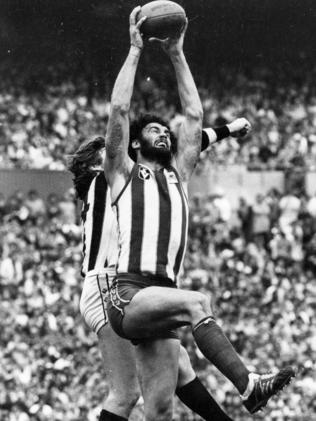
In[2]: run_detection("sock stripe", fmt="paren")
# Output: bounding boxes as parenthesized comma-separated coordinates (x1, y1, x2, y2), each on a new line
(193, 316, 215, 332)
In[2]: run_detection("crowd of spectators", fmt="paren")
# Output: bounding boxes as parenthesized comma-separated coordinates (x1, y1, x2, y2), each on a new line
(1, 57, 316, 420)
(1, 61, 316, 170)
(0, 184, 315, 421)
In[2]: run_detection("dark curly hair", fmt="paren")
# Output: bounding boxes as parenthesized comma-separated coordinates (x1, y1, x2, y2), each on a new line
(128, 114, 177, 161)
(67, 136, 105, 200)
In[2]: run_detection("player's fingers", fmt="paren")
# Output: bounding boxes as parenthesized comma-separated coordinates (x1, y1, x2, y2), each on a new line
(245, 121, 251, 130)
(148, 36, 169, 43)
(238, 118, 251, 131)
(239, 127, 250, 137)
(182, 17, 188, 32)
(135, 16, 147, 30)
(130, 6, 141, 25)
(178, 17, 188, 36)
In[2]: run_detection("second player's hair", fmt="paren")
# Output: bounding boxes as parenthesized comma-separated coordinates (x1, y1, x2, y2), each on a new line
(67, 136, 105, 200)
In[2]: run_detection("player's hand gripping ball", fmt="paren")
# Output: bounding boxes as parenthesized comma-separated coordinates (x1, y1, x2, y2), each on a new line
(138, 0, 186, 39)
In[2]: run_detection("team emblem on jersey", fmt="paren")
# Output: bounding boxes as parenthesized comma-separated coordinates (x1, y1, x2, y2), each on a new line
(166, 171, 178, 184)
(138, 166, 151, 181)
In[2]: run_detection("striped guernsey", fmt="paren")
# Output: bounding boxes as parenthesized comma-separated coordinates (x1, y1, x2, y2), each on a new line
(113, 164, 189, 283)
(81, 172, 119, 276)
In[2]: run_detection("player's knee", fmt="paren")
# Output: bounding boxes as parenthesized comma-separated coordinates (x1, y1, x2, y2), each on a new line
(188, 291, 213, 320)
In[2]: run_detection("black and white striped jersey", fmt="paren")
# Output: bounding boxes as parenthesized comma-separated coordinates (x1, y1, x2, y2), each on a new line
(81, 172, 118, 276)
(113, 164, 188, 283)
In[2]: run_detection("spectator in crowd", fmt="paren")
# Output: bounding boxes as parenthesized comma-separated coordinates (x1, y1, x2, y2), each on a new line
(236, 197, 252, 243)
(278, 190, 301, 236)
(266, 188, 282, 228)
(306, 191, 316, 219)
(212, 187, 232, 223)
(0, 193, 7, 221)
(269, 229, 292, 264)
(251, 193, 271, 248)
(46, 193, 61, 219)
(57, 190, 77, 226)
(24, 189, 46, 221)
(304, 232, 316, 274)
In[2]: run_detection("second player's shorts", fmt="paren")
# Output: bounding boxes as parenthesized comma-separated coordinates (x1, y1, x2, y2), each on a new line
(80, 267, 116, 334)
(107, 273, 179, 344)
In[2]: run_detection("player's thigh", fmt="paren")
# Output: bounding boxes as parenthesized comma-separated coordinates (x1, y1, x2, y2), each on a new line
(177, 345, 196, 388)
(123, 286, 204, 336)
(136, 338, 180, 415)
(98, 323, 138, 391)
(80, 274, 108, 333)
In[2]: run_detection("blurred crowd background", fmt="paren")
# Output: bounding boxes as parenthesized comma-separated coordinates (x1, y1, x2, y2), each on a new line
(1, 0, 316, 420)
(1, 184, 316, 421)
(1, 60, 316, 171)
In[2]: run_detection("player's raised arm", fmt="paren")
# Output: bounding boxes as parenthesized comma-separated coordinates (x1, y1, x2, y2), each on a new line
(150, 21, 203, 181)
(104, 7, 146, 192)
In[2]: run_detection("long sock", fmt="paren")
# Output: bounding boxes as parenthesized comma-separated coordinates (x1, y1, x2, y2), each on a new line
(176, 377, 233, 421)
(99, 409, 127, 421)
(193, 316, 250, 394)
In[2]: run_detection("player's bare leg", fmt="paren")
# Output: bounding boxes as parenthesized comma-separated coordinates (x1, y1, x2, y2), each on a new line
(115, 285, 295, 413)
(135, 338, 180, 421)
(177, 345, 195, 387)
(121, 286, 251, 390)
(98, 324, 140, 419)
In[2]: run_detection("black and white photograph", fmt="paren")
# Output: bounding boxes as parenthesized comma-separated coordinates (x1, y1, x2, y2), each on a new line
(0, 1, 315, 420)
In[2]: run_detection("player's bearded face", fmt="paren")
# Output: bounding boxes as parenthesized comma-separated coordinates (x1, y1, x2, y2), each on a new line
(139, 125, 172, 166)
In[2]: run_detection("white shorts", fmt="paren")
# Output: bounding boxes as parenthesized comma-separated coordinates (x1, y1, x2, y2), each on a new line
(80, 268, 116, 334)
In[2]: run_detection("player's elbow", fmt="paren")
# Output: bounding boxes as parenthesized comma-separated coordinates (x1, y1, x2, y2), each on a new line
(185, 105, 203, 124)
(110, 101, 130, 116)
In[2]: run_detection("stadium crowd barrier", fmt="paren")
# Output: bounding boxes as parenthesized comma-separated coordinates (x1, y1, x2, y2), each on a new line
(1, 167, 316, 205)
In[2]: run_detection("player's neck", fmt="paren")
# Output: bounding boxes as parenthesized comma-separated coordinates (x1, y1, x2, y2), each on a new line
(137, 156, 164, 171)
